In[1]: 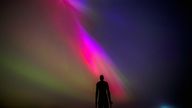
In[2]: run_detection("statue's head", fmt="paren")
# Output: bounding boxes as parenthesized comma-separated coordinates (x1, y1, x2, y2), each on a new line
(100, 75, 104, 81)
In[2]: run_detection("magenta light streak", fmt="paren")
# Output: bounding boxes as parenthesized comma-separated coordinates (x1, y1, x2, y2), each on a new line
(45, 0, 128, 101)
(77, 24, 127, 100)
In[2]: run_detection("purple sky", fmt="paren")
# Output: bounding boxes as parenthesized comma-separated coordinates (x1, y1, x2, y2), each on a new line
(89, 0, 189, 107)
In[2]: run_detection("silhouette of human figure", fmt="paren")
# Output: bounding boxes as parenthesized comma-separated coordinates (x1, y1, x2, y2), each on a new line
(95, 75, 113, 108)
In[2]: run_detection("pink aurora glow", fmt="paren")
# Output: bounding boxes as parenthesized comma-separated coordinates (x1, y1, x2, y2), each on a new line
(45, 0, 127, 101)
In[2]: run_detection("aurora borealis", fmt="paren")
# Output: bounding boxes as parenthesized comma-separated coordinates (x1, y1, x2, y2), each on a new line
(0, 0, 129, 107)
(0, 0, 189, 108)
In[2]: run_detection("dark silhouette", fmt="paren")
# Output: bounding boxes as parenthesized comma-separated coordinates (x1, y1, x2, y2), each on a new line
(95, 75, 113, 108)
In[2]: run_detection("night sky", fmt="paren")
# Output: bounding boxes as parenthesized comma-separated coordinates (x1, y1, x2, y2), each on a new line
(90, 0, 190, 107)
(0, 0, 190, 108)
